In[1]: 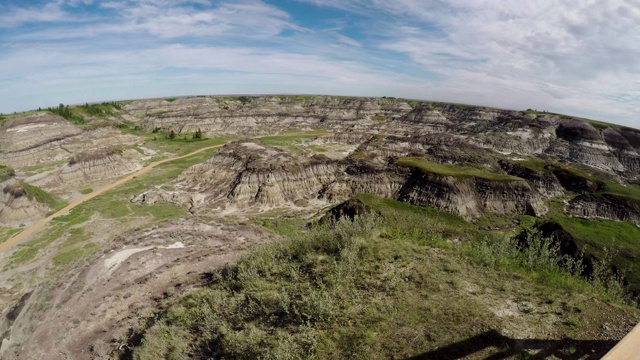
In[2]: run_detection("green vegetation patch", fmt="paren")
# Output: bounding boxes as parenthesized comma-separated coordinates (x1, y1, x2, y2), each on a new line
(397, 157, 523, 181)
(79, 102, 122, 117)
(258, 130, 328, 147)
(0, 165, 15, 182)
(19, 181, 68, 212)
(100, 200, 187, 221)
(48, 104, 85, 124)
(0, 227, 21, 244)
(551, 216, 640, 291)
(8, 226, 66, 267)
(119, 124, 233, 156)
(129, 211, 635, 359)
(129, 217, 499, 359)
(53, 243, 98, 266)
(354, 194, 473, 242)
(599, 182, 640, 201)
(19, 159, 68, 173)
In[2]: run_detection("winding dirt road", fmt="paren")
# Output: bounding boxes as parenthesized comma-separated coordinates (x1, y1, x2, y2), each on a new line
(0, 144, 225, 253)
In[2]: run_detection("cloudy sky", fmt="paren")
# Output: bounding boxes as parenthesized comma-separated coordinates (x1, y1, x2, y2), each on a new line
(0, 0, 639, 127)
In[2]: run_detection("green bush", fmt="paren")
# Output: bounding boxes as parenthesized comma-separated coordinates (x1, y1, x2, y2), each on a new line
(48, 104, 86, 124)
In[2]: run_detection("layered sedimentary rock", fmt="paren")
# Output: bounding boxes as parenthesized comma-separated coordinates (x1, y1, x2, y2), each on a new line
(397, 170, 547, 219)
(499, 160, 565, 197)
(134, 141, 548, 220)
(1, 114, 142, 168)
(566, 194, 640, 225)
(133, 142, 342, 210)
(0, 181, 49, 227)
(27, 147, 141, 190)
(0, 113, 82, 168)
(123, 96, 640, 177)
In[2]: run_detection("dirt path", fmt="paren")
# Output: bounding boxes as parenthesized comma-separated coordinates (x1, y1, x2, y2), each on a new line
(0, 144, 225, 253)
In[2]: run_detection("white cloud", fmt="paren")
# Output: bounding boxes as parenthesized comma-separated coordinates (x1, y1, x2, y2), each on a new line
(0, 2, 70, 27)
(295, 0, 640, 127)
(1, 0, 639, 128)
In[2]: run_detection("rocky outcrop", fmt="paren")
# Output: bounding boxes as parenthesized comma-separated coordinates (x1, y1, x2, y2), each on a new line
(1, 114, 142, 168)
(0, 181, 49, 227)
(566, 194, 640, 225)
(0, 113, 82, 153)
(134, 142, 342, 210)
(134, 141, 548, 221)
(123, 96, 640, 178)
(499, 160, 565, 197)
(319, 162, 407, 202)
(27, 147, 141, 190)
(319, 198, 378, 223)
(397, 169, 547, 220)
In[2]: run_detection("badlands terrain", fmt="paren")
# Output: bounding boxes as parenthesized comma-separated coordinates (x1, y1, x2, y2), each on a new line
(0, 96, 639, 359)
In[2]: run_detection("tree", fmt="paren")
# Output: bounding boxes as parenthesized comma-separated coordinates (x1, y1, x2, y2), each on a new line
(168, 130, 176, 140)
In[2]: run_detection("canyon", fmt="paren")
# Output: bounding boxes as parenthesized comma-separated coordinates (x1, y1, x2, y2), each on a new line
(0, 96, 639, 359)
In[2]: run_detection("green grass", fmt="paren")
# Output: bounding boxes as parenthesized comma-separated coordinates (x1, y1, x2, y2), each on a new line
(354, 194, 474, 242)
(0, 227, 21, 244)
(120, 125, 233, 156)
(19, 181, 68, 212)
(372, 115, 385, 124)
(100, 200, 187, 221)
(79, 188, 93, 195)
(397, 157, 523, 181)
(554, 216, 640, 249)
(257, 130, 328, 147)
(128, 217, 500, 359)
(551, 217, 640, 291)
(0, 165, 15, 182)
(599, 182, 640, 201)
(512, 157, 548, 173)
(8, 226, 66, 267)
(19, 159, 68, 173)
(127, 211, 635, 359)
(52, 243, 98, 266)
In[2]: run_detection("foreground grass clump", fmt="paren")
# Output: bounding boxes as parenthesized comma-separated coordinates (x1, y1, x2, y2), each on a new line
(132, 216, 498, 359)
(549, 216, 640, 294)
(397, 157, 522, 181)
(129, 210, 634, 359)
(465, 229, 629, 303)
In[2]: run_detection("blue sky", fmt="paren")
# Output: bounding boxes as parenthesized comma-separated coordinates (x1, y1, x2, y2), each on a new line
(0, 0, 639, 128)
